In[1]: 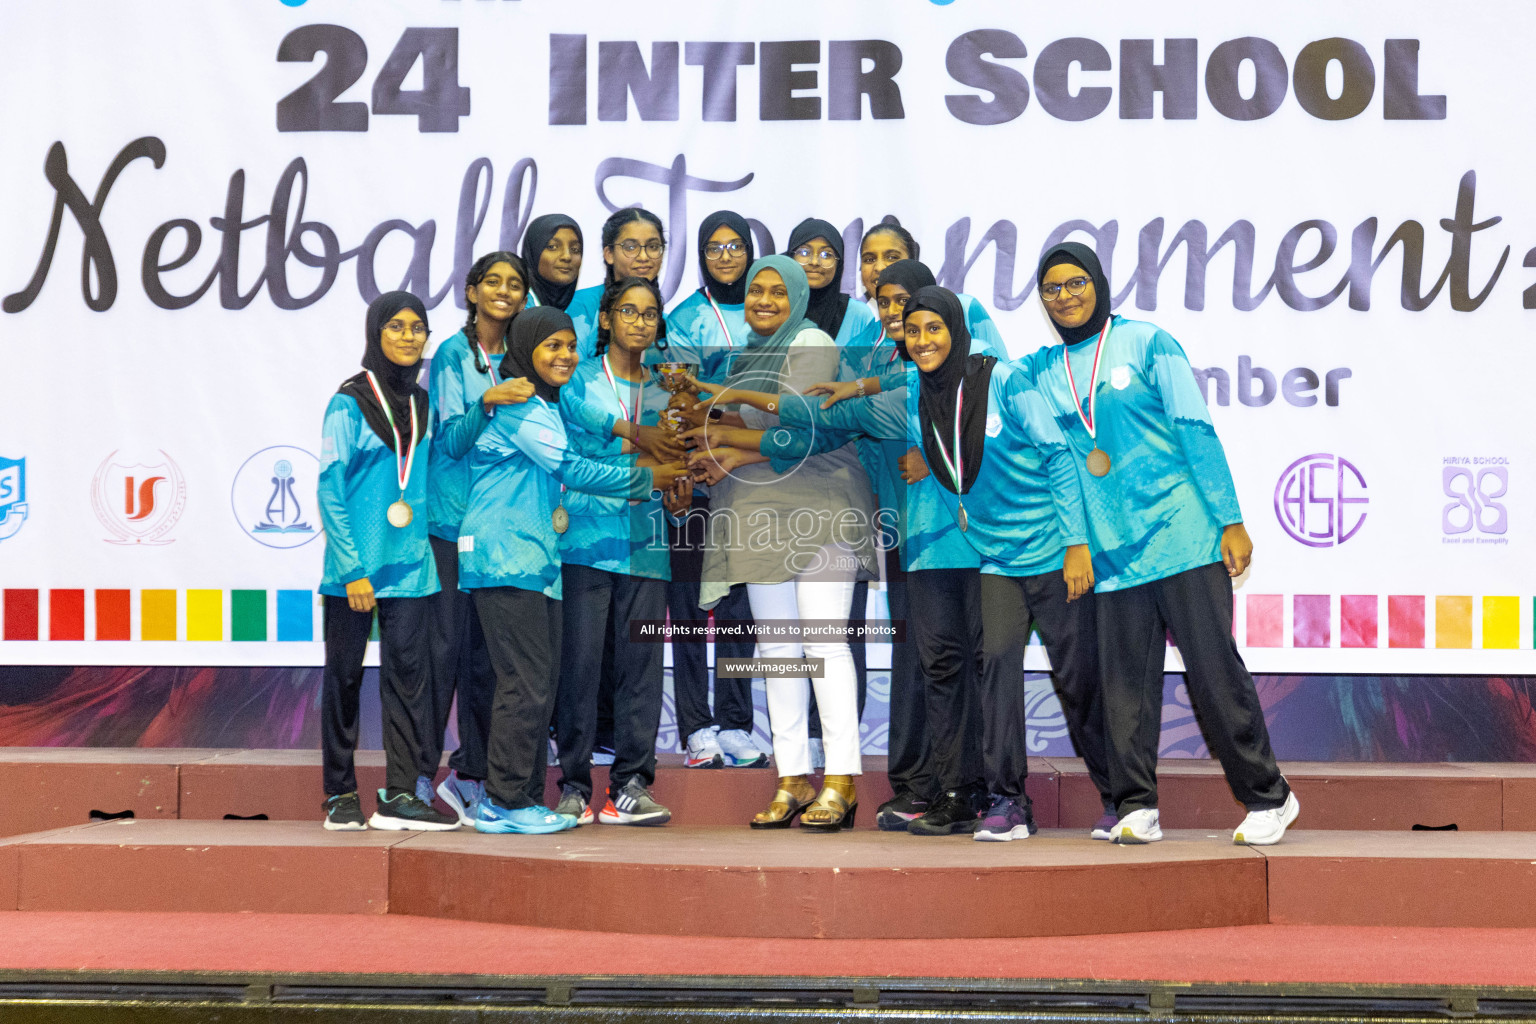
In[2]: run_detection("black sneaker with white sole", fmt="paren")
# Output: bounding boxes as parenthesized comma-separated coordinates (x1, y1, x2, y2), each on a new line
(368, 788, 460, 831)
(876, 791, 931, 832)
(323, 791, 367, 831)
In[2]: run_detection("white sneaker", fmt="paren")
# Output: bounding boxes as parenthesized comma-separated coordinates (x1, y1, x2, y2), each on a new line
(1113, 807, 1162, 844)
(684, 727, 724, 768)
(1234, 791, 1300, 846)
(809, 737, 825, 769)
(716, 728, 769, 768)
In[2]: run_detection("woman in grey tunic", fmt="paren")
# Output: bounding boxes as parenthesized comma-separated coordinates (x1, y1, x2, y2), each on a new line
(685, 255, 877, 832)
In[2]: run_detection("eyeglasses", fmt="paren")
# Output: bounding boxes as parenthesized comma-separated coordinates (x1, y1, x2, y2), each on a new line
(613, 240, 666, 258)
(615, 305, 660, 325)
(383, 320, 429, 339)
(875, 293, 910, 313)
(1039, 276, 1092, 300)
(704, 240, 747, 260)
(793, 246, 839, 266)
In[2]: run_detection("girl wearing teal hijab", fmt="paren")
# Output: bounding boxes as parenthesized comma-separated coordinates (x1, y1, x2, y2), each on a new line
(683, 256, 878, 833)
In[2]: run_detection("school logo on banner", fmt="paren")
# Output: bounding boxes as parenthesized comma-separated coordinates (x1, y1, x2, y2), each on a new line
(0, 457, 28, 543)
(231, 445, 320, 549)
(91, 450, 187, 546)
(1273, 453, 1368, 548)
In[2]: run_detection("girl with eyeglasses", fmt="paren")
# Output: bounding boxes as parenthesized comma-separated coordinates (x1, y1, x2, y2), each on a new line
(318, 292, 464, 834)
(548, 277, 695, 826)
(682, 256, 879, 833)
(520, 215, 584, 311)
(1023, 242, 1297, 847)
(655, 211, 768, 772)
(455, 307, 691, 834)
(419, 252, 540, 824)
(568, 208, 668, 360)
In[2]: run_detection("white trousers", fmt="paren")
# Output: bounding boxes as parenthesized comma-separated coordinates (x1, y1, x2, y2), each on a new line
(746, 544, 863, 777)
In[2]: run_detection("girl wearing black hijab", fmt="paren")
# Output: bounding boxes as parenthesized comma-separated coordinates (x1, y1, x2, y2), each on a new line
(318, 290, 461, 833)
(520, 214, 584, 311)
(654, 210, 767, 771)
(1023, 242, 1296, 847)
(454, 306, 690, 834)
(900, 285, 1102, 842)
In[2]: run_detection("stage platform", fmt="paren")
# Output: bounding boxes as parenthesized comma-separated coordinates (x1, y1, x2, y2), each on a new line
(0, 749, 1531, 836)
(2, 818, 1534, 938)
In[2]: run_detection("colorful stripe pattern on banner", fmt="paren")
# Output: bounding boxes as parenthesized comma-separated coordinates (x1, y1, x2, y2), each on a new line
(0, 590, 318, 642)
(1237, 594, 1531, 649)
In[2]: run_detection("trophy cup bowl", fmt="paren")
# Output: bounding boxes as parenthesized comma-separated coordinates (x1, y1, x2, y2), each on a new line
(651, 361, 699, 396)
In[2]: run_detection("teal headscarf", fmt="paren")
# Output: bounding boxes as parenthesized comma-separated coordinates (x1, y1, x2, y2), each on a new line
(724, 254, 812, 396)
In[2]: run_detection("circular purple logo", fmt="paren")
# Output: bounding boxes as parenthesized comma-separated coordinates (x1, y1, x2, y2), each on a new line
(1273, 453, 1368, 547)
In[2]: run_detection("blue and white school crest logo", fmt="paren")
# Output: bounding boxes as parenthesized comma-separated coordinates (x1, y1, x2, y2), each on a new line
(231, 445, 320, 549)
(0, 457, 27, 543)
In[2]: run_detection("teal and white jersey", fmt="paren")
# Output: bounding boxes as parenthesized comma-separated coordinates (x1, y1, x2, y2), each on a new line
(557, 355, 673, 581)
(1024, 315, 1242, 592)
(567, 284, 604, 360)
(457, 397, 656, 598)
(833, 298, 883, 385)
(649, 288, 751, 385)
(318, 393, 440, 599)
(425, 330, 498, 542)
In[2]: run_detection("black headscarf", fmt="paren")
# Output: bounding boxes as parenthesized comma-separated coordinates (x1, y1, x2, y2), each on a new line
(1037, 241, 1111, 345)
(499, 306, 574, 404)
(908, 286, 994, 496)
(785, 217, 850, 339)
(520, 213, 583, 311)
(696, 210, 755, 305)
(875, 259, 937, 361)
(339, 290, 429, 446)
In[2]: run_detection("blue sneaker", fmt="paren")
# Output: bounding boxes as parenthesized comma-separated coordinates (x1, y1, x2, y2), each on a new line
(436, 771, 486, 827)
(973, 795, 1037, 842)
(473, 799, 576, 835)
(414, 774, 435, 806)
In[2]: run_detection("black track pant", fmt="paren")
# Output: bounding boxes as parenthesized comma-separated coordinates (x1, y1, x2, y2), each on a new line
(867, 547, 932, 799)
(669, 495, 756, 739)
(908, 566, 984, 795)
(556, 564, 666, 801)
(475, 587, 562, 810)
(978, 569, 1110, 803)
(321, 594, 430, 798)
(422, 535, 494, 780)
(1097, 560, 1288, 815)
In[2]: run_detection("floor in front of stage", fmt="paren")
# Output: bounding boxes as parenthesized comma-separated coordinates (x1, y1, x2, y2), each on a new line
(0, 912, 1531, 988)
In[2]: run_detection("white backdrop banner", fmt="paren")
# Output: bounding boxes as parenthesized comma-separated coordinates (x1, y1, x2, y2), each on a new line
(0, 0, 1531, 671)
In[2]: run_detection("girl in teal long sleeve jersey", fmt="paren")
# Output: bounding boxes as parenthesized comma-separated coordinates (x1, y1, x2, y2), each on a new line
(569, 208, 667, 360)
(458, 307, 688, 836)
(318, 291, 459, 834)
(1026, 242, 1296, 848)
(420, 252, 537, 824)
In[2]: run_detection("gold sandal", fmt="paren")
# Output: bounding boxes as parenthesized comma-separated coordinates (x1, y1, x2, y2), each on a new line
(801, 775, 858, 832)
(750, 776, 816, 830)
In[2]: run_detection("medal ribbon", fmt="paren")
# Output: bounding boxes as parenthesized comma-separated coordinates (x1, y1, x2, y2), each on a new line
(1062, 316, 1112, 441)
(474, 341, 501, 383)
(704, 288, 735, 348)
(602, 354, 641, 427)
(927, 381, 965, 496)
(364, 370, 420, 496)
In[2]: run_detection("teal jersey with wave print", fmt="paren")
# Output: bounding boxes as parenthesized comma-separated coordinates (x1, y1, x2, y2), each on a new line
(1023, 315, 1242, 592)
(457, 397, 656, 597)
(425, 330, 500, 542)
(648, 288, 752, 386)
(318, 393, 440, 599)
(567, 284, 604, 360)
(557, 355, 673, 581)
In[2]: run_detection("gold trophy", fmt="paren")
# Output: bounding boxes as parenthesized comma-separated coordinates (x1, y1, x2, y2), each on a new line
(651, 361, 700, 438)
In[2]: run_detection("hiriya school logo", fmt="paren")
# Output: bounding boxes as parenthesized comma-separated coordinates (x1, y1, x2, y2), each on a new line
(1273, 453, 1368, 548)
(232, 445, 320, 549)
(0, 457, 27, 543)
(91, 450, 187, 546)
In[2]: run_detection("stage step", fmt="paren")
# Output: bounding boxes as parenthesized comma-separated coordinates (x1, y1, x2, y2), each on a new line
(0, 819, 1532, 938)
(0, 750, 1529, 836)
